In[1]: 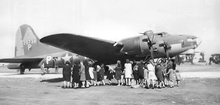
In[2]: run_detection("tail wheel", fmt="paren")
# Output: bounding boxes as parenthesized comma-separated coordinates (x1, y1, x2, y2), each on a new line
(20, 65, 25, 74)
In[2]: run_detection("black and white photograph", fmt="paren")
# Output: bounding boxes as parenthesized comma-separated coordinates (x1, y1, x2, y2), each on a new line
(0, 0, 220, 104)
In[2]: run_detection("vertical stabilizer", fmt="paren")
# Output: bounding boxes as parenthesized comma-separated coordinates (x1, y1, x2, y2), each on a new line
(15, 24, 40, 57)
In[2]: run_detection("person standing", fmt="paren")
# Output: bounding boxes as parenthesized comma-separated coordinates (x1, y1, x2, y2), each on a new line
(84, 60, 91, 87)
(114, 60, 122, 86)
(144, 63, 149, 88)
(62, 62, 72, 88)
(106, 66, 114, 85)
(160, 61, 167, 88)
(155, 63, 164, 88)
(133, 63, 139, 85)
(147, 61, 157, 89)
(53, 57, 59, 73)
(98, 64, 105, 85)
(93, 65, 98, 86)
(88, 60, 94, 86)
(72, 61, 80, 88)
(166, 59, 176, 88)
(124, 59, 132, 86)
(79, 61, 86, 88)
(165, 68, 175, 88)
(175, 70, 181, 86)
(138, 60, 145, 86)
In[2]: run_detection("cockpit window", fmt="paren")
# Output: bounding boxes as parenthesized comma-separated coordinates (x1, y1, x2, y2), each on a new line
(187, 39, 194, 42)
(155, 32, 169, 37)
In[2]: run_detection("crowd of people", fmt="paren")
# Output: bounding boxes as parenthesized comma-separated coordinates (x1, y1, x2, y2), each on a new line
(61, 58, 181, 89)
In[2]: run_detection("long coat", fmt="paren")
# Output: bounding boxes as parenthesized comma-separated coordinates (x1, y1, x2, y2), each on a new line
(155, 65, 164, 82)
(138, 63, 145, 79)
(80, 64, 86, 81)
(62, 64, 71, 81)
(72, 64, 80, 83)
(167, 69, 175, 82)
(114, 65, 122, 80)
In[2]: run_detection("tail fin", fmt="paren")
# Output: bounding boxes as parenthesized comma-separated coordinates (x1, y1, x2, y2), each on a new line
(15, 24, 40, 57)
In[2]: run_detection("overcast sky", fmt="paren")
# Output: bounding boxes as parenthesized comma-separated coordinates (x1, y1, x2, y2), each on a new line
(0, 0, 220, 61)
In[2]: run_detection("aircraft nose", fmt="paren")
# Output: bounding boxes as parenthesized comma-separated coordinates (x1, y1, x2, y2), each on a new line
(195, 37, 202, 47)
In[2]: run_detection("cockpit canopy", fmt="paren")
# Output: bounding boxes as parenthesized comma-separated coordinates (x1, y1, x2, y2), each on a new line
(154, 32, 169, 37)
(141, 30, 169, 37)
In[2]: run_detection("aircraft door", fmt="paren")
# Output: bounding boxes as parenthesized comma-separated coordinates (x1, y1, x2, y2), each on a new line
(139, 36, 150, 54)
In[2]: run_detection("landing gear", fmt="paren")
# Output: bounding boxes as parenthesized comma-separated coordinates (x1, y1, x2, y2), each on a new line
(20, 65, 25, 74)
(55, 67, 58, 73)
(46, 68, 50, 73)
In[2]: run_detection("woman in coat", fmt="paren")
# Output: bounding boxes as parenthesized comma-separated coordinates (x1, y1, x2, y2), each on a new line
(155, 63, 164, 88)
(62, 62, 72, 88)
(114, 60, 122, 86)
(79, 61, 86, 88)
(72, 61, 80, 88)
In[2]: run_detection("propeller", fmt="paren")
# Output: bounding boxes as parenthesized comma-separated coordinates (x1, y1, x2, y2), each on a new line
(159, 41, 171, 60)
(149, 35, 155, 63)
(140, 30, 156, 64)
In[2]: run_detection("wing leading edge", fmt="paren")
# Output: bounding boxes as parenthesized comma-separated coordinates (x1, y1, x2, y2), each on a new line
(40, 33, 124, 64)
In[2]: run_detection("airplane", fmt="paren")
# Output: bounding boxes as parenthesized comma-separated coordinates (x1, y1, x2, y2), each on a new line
(40, 30, 202, 65)
(0, 24, 87, 74)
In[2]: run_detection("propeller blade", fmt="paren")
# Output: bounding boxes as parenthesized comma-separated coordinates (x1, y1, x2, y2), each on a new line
(150, 47, 155, 64)
(161, 41, 171, 60)
(166, 50, 170, 60)
(151, 34, 155, 43)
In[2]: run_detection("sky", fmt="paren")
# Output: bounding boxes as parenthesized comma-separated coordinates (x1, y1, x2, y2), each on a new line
(0, 0, 220, 61)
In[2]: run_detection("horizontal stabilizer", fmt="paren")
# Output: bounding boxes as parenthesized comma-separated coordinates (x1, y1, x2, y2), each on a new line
(0, 57, 43, 63)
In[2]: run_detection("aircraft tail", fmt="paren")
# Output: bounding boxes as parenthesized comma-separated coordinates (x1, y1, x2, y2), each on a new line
(15, 24, 41, 57)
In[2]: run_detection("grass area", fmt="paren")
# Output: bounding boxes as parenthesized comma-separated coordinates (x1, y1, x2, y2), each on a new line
(0, 78, 220, 105)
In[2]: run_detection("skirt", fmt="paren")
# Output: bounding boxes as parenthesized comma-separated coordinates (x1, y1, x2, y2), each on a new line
(149, 71, 157, 80)
(89, 67, 94, 79)
(63, 74, 71, 81)
(80, 73, 86, 81)
(115, 71, 121, 80)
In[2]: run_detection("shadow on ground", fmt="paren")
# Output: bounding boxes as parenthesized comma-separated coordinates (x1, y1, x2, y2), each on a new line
(40, 78, 63, 83)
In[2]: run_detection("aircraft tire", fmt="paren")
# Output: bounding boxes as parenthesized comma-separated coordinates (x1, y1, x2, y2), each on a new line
(20, 65, 25, 74)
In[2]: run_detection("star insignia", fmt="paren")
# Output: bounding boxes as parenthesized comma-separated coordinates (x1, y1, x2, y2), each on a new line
(61, 53, 72, 63)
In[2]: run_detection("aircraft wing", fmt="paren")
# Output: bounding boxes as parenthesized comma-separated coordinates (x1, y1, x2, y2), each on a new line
(0, 57, 43, 63)
(40, 33, 124, 63)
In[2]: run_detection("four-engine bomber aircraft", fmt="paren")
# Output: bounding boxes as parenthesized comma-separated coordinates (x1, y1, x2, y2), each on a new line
(40, 30, 202, 65)
(0, 24, 86, 74)
(0, 24, 202, 74)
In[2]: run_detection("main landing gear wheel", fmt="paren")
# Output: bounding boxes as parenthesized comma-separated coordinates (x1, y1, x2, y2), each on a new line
(20, 65, 25, 74)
